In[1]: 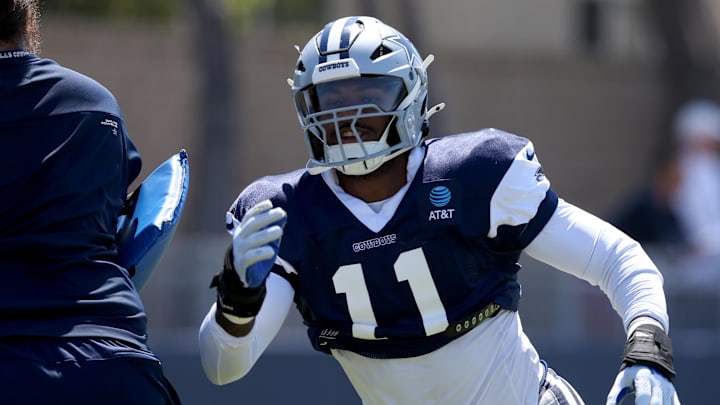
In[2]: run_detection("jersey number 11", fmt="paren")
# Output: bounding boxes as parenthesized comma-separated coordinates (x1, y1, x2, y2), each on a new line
(332, 247, 450, 339)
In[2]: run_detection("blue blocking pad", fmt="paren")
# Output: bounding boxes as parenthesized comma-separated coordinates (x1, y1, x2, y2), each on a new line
(116, 149, 190, 291)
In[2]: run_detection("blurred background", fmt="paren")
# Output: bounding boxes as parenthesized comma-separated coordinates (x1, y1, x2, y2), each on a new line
(41, 0, 720, 403)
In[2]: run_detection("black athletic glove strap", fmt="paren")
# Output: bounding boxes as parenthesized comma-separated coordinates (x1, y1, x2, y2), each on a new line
(620, 323, 676, 381)
(209, 246, 266, 318)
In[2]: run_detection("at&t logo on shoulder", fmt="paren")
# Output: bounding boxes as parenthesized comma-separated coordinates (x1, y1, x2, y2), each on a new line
(428, 185, 455, 221)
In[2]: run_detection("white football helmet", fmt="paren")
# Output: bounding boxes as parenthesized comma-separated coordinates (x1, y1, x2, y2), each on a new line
(290, 16, 444, 175)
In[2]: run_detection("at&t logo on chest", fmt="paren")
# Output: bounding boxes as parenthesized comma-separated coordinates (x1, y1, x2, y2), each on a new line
(427, 185, 456, 222)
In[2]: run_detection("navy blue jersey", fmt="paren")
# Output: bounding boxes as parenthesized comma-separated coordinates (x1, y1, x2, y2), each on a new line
(231, 129, 558, 358)
(0, 51, 148, 347)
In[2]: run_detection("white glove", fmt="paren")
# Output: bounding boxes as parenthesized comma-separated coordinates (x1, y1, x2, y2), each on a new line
(226, 200, 286, 288)
(606, 365, 680, 405)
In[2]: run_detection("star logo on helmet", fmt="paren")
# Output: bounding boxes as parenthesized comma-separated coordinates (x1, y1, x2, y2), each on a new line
(384, 34, 420, 67)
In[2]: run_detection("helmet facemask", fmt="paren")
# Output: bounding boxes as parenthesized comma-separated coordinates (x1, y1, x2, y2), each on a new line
(296, 76, 413, 175)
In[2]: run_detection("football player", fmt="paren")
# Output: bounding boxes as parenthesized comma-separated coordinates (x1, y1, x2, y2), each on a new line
(199, 16, 679, 405)
(0, 1, 180, 403)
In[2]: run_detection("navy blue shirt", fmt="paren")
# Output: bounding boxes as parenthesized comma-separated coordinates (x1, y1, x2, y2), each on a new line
(230, 129, 558, 358)
(0, 51, 148, 348)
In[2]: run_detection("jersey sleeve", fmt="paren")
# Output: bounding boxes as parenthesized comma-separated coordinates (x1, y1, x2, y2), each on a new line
(227, 170, 306, 220)
(487, 140, 558, 250)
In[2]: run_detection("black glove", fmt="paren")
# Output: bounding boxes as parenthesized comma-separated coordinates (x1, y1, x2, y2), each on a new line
(210, 246, 267, 318)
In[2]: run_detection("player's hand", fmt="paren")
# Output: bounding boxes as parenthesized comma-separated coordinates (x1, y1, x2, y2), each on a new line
(606, 365, 680, 405)
(226, 200, 286, 288)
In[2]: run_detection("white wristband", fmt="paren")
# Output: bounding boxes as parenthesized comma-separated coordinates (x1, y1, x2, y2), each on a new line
(220, 312, 255, 325)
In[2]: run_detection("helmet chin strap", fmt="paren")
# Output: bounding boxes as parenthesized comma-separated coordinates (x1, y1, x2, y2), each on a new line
(337, 146, 412, 176)
(336, 144, 389, 175)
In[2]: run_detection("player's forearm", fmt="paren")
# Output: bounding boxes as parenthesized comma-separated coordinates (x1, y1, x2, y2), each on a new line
(524, 199, 669, 331)
(199, 273, 295, 385)
(199, 304, 258, 384)
(576, 216, 669, 332)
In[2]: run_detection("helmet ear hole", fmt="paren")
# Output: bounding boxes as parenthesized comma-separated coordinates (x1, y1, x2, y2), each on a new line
(421, 120, 430, 138)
